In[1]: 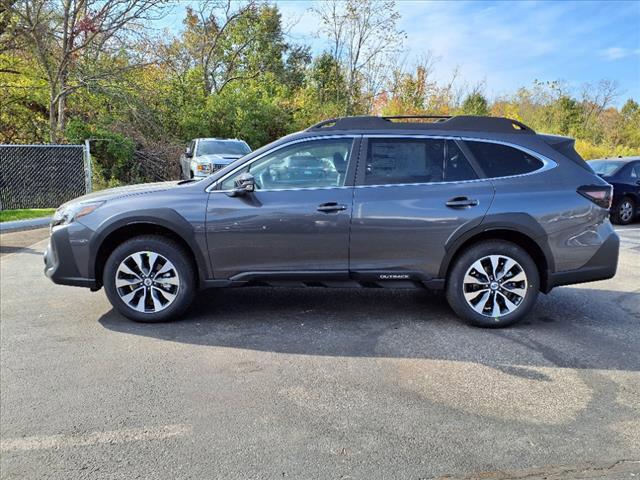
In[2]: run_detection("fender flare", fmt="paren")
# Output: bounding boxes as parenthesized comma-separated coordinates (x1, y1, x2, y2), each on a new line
(438, 213, 555, 279)
(89, 208, 210, 282)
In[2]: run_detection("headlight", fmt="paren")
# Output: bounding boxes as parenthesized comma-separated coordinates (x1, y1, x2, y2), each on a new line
(196, 163, 212, 174)
(52, 201, 104, 227)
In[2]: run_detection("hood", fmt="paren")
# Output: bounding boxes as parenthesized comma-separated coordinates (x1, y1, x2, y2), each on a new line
(193, 154, 244, 164)
(60, 181, 181, 207)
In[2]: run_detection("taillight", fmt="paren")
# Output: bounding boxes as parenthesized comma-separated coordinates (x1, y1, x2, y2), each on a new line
(577, 185, 613, 209)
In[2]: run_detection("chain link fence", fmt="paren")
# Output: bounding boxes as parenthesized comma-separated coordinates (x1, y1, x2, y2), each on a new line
(0, 144, 91, 210)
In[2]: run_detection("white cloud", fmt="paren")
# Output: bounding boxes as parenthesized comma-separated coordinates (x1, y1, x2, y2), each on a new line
(162, 0, 640, 103)
(275, 1, 318, 45)
(599, 47, 640, 60)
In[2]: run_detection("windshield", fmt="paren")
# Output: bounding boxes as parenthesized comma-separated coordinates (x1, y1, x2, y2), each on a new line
(589, 160, 625, 176)
(196, 140, 251, 156)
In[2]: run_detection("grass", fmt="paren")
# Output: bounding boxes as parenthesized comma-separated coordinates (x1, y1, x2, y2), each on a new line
(0, 208, 55, 222)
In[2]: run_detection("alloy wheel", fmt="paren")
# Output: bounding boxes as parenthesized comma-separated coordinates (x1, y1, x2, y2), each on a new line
(462, 255, 528, 317)
(619, 200, 633, 223)
(115, 251, 180, 313)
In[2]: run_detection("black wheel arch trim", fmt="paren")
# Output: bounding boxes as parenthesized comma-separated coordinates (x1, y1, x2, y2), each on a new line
(439, 212, 555, 282)
(89, 208, 211, 284)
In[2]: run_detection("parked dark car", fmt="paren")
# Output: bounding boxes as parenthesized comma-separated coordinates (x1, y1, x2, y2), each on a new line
(589, 157, 640, 225)
(44, 116, 619, 327)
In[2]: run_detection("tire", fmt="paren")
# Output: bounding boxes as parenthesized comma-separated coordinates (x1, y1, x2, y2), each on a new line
(103, 235, 196, 322)
(446, 240, 539, 328)
(611, 197, 635, 225)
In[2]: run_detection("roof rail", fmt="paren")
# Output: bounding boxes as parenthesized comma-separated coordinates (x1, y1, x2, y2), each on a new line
(383, 115, 451, 122)
(305, 115, 535, 134)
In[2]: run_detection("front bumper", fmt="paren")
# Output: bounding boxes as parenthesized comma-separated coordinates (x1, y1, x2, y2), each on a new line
(44, 222, 98, 288)
(545, 231, 619, 292)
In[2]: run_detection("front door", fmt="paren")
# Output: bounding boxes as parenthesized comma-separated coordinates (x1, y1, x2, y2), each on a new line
(206, 137, 359, 280)
(349, 136, 494, 280)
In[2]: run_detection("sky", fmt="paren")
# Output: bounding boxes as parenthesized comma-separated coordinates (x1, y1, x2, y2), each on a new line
(161, 0, 640, 106)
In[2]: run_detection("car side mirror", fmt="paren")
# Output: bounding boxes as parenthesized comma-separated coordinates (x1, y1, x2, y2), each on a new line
(185, 147, 192, 158)
(228, 172, 255, 196)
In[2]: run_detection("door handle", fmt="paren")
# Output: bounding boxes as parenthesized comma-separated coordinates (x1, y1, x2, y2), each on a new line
(317, 202, 347, 213)
(446, 196, 479, 208)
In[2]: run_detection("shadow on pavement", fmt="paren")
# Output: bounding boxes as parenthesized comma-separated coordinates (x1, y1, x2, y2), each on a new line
(0, 245, 43, 256)
(0, 227, 49, 258)
(99, 284, 640, 372)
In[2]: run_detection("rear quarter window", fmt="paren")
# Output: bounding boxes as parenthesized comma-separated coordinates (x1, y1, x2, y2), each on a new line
(464, 141, 544, 178)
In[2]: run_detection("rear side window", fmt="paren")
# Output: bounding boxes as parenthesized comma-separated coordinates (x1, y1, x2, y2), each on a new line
(364, 138, 478, 185)
(464, 141, 544, 178)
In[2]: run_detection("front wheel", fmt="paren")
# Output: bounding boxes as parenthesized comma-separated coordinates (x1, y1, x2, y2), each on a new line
(446, 240, 539, 327)
(103, 235, 196, 322)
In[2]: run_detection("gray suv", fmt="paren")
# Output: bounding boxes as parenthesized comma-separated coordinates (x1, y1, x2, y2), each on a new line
(44, 116, 619, 327)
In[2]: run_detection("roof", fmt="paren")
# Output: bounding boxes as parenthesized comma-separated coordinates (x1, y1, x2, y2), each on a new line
(195, 138, 244, 142)
(305, 115, 535, 135)
(590, 156, 640, 163)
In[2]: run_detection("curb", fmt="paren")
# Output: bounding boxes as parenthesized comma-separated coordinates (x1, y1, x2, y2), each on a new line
(0, 217, 51, 233)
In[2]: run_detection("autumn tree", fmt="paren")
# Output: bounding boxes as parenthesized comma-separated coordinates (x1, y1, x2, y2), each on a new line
(5, 0, 167, 142)
(179, 1, 296, 97)
(313, 0, 404, 115)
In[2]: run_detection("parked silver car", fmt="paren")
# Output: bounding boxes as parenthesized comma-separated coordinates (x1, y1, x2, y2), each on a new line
(180, 138, 251, 179)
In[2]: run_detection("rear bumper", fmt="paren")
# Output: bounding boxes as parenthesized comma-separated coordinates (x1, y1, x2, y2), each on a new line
(44, 223, 98, 288)
(544, 231, 619, 292)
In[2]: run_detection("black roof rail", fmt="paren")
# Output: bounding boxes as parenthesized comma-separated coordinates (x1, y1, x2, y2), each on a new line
(383, 115, 451, 122)
(305, 115, 535, 134)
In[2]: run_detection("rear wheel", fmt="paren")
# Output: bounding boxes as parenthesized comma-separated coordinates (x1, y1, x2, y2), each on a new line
(103, 235, 196, 322)
(612, 197, 635, 225)
(446, 240, 539, 327)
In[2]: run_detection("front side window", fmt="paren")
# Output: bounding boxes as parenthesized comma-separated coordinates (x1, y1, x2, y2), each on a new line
(465, 141, 544, 178)
(220, 138, 353, 190)
(364, 138, 478, 185)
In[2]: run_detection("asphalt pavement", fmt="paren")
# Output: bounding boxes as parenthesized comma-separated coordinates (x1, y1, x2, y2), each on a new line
(1, 226, 639, 479)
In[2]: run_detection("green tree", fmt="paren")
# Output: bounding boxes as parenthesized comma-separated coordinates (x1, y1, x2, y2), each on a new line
(6, 0, 167, 143)
(461, 92, 489, 116)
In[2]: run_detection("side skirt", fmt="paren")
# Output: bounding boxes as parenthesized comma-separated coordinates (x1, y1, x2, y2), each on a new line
(200, 271, 446, 291)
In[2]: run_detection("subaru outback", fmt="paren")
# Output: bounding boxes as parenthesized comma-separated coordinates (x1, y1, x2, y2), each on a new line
(44, 116, 619, 327)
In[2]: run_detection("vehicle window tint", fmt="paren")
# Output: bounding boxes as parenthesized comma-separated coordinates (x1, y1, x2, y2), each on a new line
(220, 138, 352, 190)
(630, 164, 639, 179)
(364, 138, 477, 185)
(589, 160, 625, 176)
(465, 141, 544, 178)
(197, 140, 251, 156)
(444, 141, 478, 182)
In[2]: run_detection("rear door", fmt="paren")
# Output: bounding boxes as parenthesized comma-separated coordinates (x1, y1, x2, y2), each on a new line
(349, 136, 494, 280)
(206, 136, 359, 280)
